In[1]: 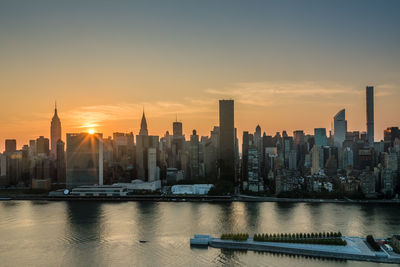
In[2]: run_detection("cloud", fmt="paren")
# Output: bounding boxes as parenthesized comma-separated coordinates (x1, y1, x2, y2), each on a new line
(65, 100, 216, 129)
(375, 83, 398, 97)
(205, 81, 364, 107)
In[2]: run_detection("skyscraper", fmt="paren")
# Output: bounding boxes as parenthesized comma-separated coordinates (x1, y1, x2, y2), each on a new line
(56, 140, 66, 183)
(136, 111, 160, 180)
(139, 111, 148, 136)
(66, 132, 103, 189)
(331, 109, 347, 148)
(241, 131, 250, 182)
(219, 100, 235, 183)
(147, 147, 157, 181)
(50, 102, 62, 158)
(366, 86, 374, 146)
(36, 136, 50, 156)
(190, 129, 200, 179)
(314, 128, 327, 147)
(173, 121, 183, 137)
(5, 139, 16, 154)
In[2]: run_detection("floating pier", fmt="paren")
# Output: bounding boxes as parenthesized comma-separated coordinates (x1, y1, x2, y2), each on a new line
(190, 235, 400, 264)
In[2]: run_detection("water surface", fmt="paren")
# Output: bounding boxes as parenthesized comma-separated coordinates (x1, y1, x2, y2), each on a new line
(0, 201, 399, 266)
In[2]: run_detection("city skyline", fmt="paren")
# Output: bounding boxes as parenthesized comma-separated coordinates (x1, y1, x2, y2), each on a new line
(1, 0, 400, 151)
(0, 85, 395, 152)
(2, 2, 400, 266)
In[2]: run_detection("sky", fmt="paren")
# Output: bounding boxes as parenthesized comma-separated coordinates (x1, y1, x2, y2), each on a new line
(1, 0, 400, 151)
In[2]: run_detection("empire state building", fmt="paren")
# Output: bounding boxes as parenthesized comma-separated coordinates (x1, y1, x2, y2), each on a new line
(50, 103, 62, 157)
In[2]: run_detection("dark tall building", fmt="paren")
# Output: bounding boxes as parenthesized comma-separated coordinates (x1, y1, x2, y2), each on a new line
(56, 140, 66, 183)
(5, 139, 16, 154)
(50, 102, 62, 158)
(189, 130, 200, 179)
(219, 100, 235, 183)
(36, 136, 50, 156)
(241, 131, 250, 182)
(66, 133, 103, 189)
(173, 121, 183, 137)
(366, 86, 374, 146)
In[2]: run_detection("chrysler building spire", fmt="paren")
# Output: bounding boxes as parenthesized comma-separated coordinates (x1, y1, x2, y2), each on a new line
(139, 110, 148, 136)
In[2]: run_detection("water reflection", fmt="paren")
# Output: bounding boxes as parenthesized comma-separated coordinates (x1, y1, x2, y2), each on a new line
(65, 201, 103, 243)
(1, 201, 400, 267)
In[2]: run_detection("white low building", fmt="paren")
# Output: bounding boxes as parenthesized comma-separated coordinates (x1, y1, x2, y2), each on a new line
(171, 184, 213, 195)
(113, 179, 161, 192)
(71, 185, 128, 196)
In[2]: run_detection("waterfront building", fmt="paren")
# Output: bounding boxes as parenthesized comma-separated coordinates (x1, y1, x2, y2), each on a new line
(113, 179, 162, 192)
(314, 128, 327, 147)
(171, 184, 213, 195)
(331, 109, 347, 148)
(66, 132, 103, 189)
(219, 100, 235, 183)
(70, 185, 128, 196)
(366, 86, 374, 146)
(50, 103, 62, 158)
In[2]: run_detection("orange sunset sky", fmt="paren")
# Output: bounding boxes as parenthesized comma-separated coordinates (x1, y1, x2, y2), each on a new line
(1, 1, 399, 151)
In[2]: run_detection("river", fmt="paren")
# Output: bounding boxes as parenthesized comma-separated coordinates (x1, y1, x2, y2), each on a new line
(0, 201, 399, 266)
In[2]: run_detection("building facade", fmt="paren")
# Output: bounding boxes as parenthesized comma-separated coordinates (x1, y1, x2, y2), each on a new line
(219, 100, 235, 183)
(66, 133, 103, 189)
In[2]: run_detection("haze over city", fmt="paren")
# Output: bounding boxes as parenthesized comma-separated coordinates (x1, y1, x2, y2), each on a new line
(2, 1, 400, 267)
(1, 0, 400, 151)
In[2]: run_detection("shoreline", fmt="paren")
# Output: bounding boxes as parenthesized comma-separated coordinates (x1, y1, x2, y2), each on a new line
(0, 194, 399, 204)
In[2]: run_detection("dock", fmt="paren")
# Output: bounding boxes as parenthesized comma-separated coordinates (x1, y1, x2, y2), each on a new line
(190, 235, 400, 264)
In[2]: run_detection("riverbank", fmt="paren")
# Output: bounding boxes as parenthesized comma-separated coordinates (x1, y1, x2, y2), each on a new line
(0, 194, 400, 203)
(190, 235, 400, 264)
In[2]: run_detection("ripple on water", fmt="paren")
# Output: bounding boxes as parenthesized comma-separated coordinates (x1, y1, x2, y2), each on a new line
(0, 201, 399, 267)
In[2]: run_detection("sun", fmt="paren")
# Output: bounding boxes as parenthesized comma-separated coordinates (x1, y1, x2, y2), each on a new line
(88, 129, 95, 134)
